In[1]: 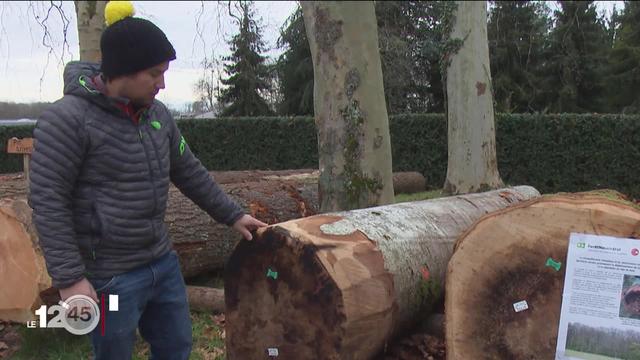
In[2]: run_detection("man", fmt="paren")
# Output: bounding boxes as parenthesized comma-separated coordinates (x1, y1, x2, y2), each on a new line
(28, 8, 267, 360)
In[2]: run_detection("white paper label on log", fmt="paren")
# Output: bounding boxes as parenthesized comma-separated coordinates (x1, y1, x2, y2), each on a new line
(267, 348, 279, 356)
(513, 300, 529, 312)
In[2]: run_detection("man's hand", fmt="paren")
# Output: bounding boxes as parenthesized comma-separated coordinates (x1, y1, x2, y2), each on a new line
(232, 214, 268, 241)
(59, 278, 99, 304)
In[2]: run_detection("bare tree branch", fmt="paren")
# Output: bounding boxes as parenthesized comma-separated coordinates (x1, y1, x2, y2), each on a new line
(24, 1, 73, 93)
(0, 1, 11, 74)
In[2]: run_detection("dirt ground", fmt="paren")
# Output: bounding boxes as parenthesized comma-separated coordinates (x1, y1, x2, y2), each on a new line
(0, 321, 21, 359)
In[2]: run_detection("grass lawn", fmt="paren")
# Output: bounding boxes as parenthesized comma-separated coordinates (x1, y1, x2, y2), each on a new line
(7, 310, 225, 360)
(564, 349, 622, 360)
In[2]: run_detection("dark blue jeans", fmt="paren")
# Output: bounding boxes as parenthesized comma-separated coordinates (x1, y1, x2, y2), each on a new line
(87, 250, 192, 360)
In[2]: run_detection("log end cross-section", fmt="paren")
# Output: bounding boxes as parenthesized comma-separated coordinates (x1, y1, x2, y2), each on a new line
(0, 199, 50, 322)
(224, 215, 395, 360)
(446, 193, 640, 360)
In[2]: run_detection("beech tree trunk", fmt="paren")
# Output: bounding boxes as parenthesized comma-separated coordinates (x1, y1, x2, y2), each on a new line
(443, 1, 503, 195)
(445, 192, 640, 359)
(224, 186, 540, 359)
(302, 1, 395, 212)
(74, 1, 107, 63)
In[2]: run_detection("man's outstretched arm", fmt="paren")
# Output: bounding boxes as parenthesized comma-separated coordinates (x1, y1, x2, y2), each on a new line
(165, 106, 267, 238)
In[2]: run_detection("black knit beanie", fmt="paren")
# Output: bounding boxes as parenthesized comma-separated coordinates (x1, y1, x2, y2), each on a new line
(100, 16, 176, 79)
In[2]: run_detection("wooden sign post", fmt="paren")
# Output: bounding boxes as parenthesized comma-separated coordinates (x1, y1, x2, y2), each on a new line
(6, 137, 34, 184)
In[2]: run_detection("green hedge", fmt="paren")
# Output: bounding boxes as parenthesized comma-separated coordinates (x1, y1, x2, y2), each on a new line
(2, 114, 639, 198)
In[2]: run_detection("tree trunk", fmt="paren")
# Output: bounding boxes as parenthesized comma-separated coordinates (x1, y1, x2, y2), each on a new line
(74, 1, 106, 63)
(0, 199, 47, 323)
(224, 186, 540, 359)
(186, 286, 224, 313)
(0, 170, 426, 200)
(171, 180, 318, 277)
(445, 192, 640, 359)
(0, 180, 317, 322)
(302, 1, 395, 212)
(443, 1, 503, 195)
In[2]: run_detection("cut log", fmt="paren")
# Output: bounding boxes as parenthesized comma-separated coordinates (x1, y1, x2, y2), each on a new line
(224, 186, 540, 359)
(0, 180, 316, 322)
(170, 180, 318, 277)
(0, 170, 425, 276)
(0, 199, 48, 323)
(445, 193, 640, 360)
(391, 172, 426, 194)
(0, 170, 317, 199)
(0, 170, 426, 200)
(186, 286, 225, 313)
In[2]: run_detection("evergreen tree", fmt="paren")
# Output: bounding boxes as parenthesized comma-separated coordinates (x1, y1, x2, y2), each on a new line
(607, 1, 640, 113)
(376, 1, 449, 113)
(539, 1, 609, 113)
(376, 1, 421, 113)
(275, 6, 314, 115)
(487, 1, 551, 113)
(276, 2, 449, 115)
(217, 1, 273, 116)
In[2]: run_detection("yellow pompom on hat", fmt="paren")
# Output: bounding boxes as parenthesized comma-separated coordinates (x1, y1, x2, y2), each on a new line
(104, 0, 135, 26)
(100, 1, 176, 78)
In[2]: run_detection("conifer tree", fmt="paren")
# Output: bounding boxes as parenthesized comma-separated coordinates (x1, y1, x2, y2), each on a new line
(217, 1, 273, 116)
(540, 1, 609, 113)
(607, 1, 640, 113)
(275, 6, 313, 115)
(487, 1, 551, 113)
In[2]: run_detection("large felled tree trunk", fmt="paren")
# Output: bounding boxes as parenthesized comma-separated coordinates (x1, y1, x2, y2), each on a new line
(170, 180, 318, 277)
(74, 1, 107, 62)
(443, 1, 503, 194)
(0, 180, 317, 322)
(224, 186, 540, 359)
(0, 170, 426, 200)
(445, 192, 640, 359)
(0, 170, 427, 275)
(302, 1, 395, 212)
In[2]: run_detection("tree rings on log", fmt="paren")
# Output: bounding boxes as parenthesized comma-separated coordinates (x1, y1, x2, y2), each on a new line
(225, 218, 394, 360)
(446, 193, 640, 359)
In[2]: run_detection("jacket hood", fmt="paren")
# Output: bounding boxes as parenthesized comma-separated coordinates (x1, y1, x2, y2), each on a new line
(62, 61, 124, 114)
(63, 61, 101, 97)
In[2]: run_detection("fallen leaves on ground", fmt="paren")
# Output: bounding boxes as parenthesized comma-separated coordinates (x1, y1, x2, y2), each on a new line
(379, 333, 445, 360)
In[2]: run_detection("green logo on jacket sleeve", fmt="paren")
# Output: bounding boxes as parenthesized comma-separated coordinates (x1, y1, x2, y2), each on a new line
(150, 120, 162, 130)
(179, 136, 187, 156)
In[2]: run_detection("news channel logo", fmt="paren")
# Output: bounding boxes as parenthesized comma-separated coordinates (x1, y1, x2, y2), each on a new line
(26, 294, 118, 335)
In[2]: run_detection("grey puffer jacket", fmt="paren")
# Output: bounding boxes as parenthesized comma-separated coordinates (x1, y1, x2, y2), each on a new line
(29, 61, 244, 288)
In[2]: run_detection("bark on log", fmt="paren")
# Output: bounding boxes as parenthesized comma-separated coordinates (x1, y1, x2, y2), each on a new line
(170, 180, 318, 277)
(186, 286, 225, 314)
(0, 179, 317, 322)
(445, 192, 640, 360)
(224, 186, 540, 359)
(0, 170, 427, 199)
(0, 170, 425, 277)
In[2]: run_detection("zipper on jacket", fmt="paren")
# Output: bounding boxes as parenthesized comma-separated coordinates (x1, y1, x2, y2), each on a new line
(137, 112, 159, 243)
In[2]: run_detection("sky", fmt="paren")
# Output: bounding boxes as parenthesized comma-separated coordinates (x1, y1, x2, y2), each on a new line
(0, 1, 625, 111)
(0, 1, 297, 110)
